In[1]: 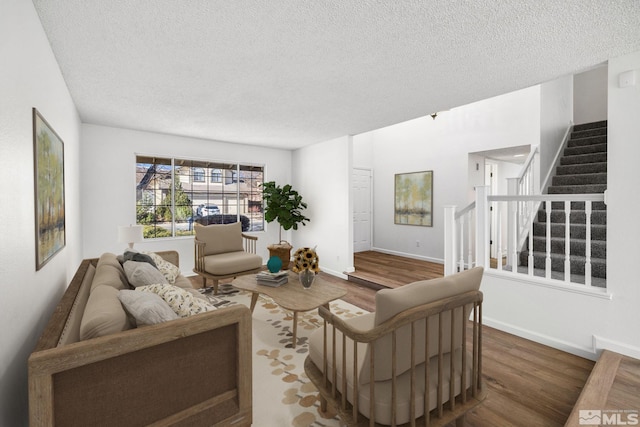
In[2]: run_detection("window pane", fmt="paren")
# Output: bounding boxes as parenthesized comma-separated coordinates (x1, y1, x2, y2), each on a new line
(136, 157, 264, 238)
(239, 164, 264, 231)
(136, 157, 173, 238)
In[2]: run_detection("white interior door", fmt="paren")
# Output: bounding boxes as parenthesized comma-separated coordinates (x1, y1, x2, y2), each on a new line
(353, 168, 372, 252)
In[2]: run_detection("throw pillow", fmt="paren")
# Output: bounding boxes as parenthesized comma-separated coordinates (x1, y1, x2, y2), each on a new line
(144, 252, 180, 284)
(118, 290, 178, 325)
(137, 284, 217, 317)
(123, 260, 168, 288)
(121, 249, 157, 268)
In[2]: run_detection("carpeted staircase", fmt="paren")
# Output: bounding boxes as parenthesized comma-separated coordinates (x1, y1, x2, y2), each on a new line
(520, 120, 607, 286)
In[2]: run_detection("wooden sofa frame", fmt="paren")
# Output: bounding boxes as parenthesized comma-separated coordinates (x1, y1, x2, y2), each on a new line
(29, 252, 252, 427)
(305, 290, 485, 427)
(193, 233, 261, 294)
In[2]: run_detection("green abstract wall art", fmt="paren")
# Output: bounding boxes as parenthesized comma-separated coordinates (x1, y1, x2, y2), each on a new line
(394, 170, 433, 227)
(33, 108, 66, 270)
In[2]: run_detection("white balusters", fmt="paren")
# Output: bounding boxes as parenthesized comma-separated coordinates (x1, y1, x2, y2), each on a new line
(528, 199, 534, 276)
(467, 213, 473, 270)
(545, 201, 552, 279)
(444, 205, 457, 276)
(458, 217, 465, 272)
(585, 201, 592, 287)
(496, 203, 503, 271)
(510, 198, 518, 273)
(564, 201, 571, 282)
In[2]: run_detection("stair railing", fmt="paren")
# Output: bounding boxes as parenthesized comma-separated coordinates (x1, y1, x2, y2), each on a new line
(444, 187, 606, 288)
(510, 146, 541, 254)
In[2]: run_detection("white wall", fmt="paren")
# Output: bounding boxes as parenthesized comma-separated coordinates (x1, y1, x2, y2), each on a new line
(481, 50, 640, 360)
(0, 0, 82, 424)
(539, 75, 573, 190)
(292, 136, 353, 276)
(353, 132, 373, 169)
(80, 124, 292, 273)
(574, 65, 608, 125)
(603, 50, 640, 356)
(365, 87, 540, 262)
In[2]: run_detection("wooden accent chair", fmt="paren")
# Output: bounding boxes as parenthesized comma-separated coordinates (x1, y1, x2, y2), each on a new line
(193, 222, 263, 294)
(305, 267, 485, 426)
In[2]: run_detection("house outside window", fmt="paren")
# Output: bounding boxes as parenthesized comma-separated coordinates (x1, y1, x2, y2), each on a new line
(193, 167, 205, 182)
(211, 168, 222, 183)
(136, 156, 264, 238)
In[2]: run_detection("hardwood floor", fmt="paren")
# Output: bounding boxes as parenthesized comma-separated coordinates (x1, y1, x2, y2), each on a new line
(206, 252, 596, 426)
(346, 250, 444, 289)
(341, 251, 595, 426)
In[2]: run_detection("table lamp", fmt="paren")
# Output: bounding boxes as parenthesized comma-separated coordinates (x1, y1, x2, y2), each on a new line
(118, 224, 144, 249)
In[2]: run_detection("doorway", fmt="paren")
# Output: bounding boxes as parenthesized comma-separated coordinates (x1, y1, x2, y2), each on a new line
(352, 168, 372, 252)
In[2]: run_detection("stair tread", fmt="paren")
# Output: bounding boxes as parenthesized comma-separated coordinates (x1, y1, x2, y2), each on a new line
(532, 236, 607, 243)
(523, 251, 606, 262)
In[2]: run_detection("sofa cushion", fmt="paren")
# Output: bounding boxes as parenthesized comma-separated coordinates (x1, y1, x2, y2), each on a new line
(145, 252, 180, 284)
(80, 285, 133, 340)
(137, 284, 217, 317)
(91, 253, 129, 293)
(123, 260, 168, 287)
(203, 251, 263, 276)
(195, 222, 244, 256)
(58, 264, 96, 346)
(118, 289, 178, 326)
(359, 267, 484, 384)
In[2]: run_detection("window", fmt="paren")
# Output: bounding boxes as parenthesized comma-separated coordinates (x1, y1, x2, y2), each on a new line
(193, 167, 205, 182)
(136, 156, 264, 239)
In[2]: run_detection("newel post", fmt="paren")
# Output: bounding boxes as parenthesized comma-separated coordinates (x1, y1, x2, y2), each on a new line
(506, 177, 519, 268)
(475, 186, 490, 268)
(444, 205, 457, 276)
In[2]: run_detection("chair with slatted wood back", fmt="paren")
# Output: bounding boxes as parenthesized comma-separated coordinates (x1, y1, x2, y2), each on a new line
(193, 222, 263, 295)
(304, 267, 485, 426)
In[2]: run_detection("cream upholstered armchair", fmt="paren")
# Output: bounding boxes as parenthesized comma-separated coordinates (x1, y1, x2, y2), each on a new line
(305, 267, 485, 426)
(193, 222, 263, 295)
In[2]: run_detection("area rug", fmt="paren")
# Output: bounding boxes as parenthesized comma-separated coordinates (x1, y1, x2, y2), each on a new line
(212, 284, 369, 427)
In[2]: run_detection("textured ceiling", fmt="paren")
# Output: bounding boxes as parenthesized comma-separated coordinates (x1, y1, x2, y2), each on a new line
(32, 0, 640, 149)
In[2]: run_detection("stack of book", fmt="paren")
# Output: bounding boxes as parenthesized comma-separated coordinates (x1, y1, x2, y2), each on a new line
(256, 270, 288, 287)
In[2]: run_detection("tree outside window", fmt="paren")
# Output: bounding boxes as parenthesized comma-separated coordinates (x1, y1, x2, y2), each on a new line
(135, 156, 264, 238)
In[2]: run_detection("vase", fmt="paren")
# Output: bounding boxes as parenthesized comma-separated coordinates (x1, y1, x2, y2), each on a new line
(299, 269, 316, 289)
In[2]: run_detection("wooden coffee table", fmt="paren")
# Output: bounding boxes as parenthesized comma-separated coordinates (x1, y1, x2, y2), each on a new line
(232, 271, 347, 348)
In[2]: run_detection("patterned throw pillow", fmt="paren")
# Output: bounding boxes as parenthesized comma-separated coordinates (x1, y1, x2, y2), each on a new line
(136, 284, 216, 317)
(144, 252, 180, 284)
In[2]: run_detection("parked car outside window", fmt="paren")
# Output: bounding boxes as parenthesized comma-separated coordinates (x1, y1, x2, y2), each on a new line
(201, 205, 220, 216)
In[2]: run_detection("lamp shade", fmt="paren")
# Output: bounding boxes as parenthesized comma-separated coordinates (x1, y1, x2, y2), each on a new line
(118, 225, 144, 248)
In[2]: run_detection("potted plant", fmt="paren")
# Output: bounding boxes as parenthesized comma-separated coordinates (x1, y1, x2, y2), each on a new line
(261, 181, 310, 269)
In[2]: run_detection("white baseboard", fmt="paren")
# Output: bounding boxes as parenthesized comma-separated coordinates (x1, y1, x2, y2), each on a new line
(483, 316, 598, 361)
(593, 335, 640, 360)
(369, 247, 443, 265)
(321, 267, 348, 280)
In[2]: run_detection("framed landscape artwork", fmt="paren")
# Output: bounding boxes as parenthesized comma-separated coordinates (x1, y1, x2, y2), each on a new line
(394, 170, 433, 227)
(33, 108, 65, 270)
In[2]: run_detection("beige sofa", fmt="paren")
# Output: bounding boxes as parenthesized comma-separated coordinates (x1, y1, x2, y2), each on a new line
(28, 251, 252, 427)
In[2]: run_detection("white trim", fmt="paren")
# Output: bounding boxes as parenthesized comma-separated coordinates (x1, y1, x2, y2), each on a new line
(321, 267, 349, 280)
(370, 247, 444, 265)
(540, 121, 573, 194)
(483, 316, 598, 360)
(485, 269, 612, 300)
(593, 335, 640, 360)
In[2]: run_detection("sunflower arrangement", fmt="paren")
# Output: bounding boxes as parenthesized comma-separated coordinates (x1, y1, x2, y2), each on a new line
(291, 247, 320, 273)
